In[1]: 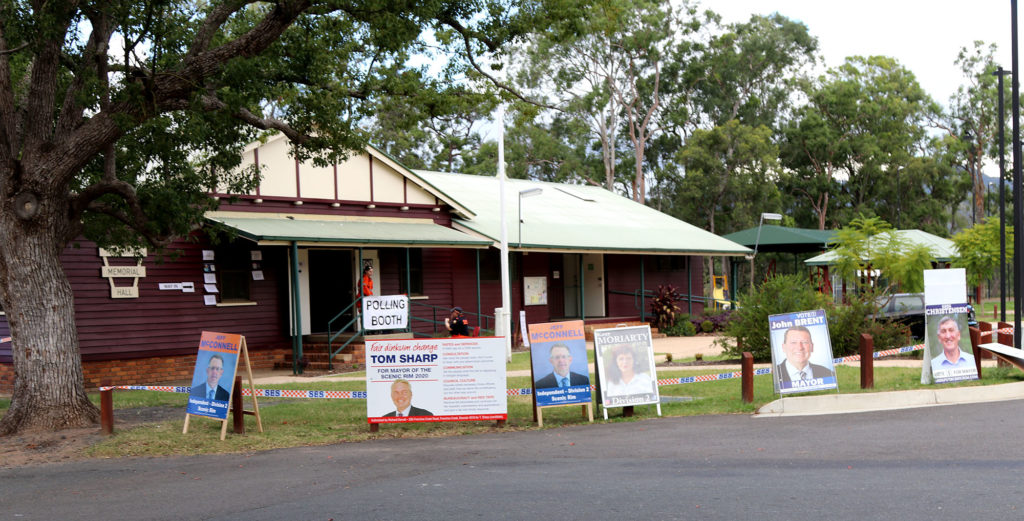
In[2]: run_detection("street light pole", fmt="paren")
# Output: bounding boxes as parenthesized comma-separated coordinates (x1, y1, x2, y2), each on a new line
(749, 212, 783, 294)
(995, 66, 1010, 323)
(1011, 0, 1021, 349)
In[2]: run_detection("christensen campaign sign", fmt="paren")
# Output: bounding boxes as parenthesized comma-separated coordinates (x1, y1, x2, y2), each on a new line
(768, 310, 838, 395)
(528, 320, 592, 407)
(186, 331, 241, 420)
(366, 337, 507, 424)
(924, 304, 978, 384)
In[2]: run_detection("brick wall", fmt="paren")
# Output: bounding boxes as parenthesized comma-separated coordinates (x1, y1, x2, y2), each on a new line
(0, 348, 289, 394)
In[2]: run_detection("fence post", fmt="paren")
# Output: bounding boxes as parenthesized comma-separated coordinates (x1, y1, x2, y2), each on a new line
(232, 375, 245, 434)
(100, 379, 114, 435)
(979, 322, 994, 360)
(859, 333, 873, 389)
(997, 323, 1014, 368)
(741, 352, 753, 403)
(968, 327, 983, 379)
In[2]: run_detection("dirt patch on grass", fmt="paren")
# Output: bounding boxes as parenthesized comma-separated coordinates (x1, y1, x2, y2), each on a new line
(0, 406, 181, 468)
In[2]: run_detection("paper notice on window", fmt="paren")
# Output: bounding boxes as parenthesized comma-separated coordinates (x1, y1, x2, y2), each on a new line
(250, 251, 262, 261)
(252, 270, 264, 281)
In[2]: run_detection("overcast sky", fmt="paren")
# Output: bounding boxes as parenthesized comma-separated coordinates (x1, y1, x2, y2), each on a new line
(709, 0, 1013, 107)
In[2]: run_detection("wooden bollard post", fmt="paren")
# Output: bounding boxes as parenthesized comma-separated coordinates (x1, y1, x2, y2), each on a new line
(997, 323, 1013, 368)
(100, 379, 114, 435)
(859, 333, 874, 389)
(623, 405, 634, 417)
(741, 352, 753, 403)
(979, 322, 994, 359)
(232, 375, 244, 434)
(994, 304, 999, 320)
(969, 327, 983, 379)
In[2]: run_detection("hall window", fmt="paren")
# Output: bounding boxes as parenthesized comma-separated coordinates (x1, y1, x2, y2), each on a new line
(214, 246, 252, 302)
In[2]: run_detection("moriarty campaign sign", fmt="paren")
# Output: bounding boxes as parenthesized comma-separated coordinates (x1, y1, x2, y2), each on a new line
(593, 325, 659, 408)
(186, 331, 241, 420)
(768, 310, 837, 395)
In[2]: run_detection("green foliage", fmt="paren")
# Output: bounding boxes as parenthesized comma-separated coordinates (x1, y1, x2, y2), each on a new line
(952, 217, 1014, 287)
(826, 290, 910, 356)
(700, 320, 714, 333)
(724, 274, 830, 360)
(830, 215, 934, 295)
(649, 284, 682, 330)
(662, 314, 696, 336)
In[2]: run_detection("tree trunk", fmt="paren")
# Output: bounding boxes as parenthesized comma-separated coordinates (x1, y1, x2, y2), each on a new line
(0, 189, 99, 434)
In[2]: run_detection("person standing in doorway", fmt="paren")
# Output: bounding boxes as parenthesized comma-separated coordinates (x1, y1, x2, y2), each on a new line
(361, 264, 374, 298)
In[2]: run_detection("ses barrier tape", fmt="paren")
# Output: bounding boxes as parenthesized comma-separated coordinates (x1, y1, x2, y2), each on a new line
(99, 328, 1016, 398)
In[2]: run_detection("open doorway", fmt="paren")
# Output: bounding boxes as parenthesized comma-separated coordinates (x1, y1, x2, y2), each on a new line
(308, 250, 353, 333)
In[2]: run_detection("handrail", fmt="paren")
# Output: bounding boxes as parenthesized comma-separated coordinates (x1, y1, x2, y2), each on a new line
(327, 297, 364, 370)
(606, 288, 738, 314)
(408, 300, 495, 337)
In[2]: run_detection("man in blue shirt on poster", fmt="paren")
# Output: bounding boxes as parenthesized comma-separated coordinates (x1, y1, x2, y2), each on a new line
(930, 316, 976, 374)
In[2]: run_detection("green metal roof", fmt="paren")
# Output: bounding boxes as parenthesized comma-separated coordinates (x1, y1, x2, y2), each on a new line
(206, 214, 491, 248)
(414, 171, 751, 256)
(804, 229, 958, 266)
(723, 225, 836, 254)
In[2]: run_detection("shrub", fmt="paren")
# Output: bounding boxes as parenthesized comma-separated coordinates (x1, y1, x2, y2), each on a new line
(723, 274, 830, 361)
(649, 284, 682, 330)
(681, 321, 697, 336)
(700, 320, 714, 333)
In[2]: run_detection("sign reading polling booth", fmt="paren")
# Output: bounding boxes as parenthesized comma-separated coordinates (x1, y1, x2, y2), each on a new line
(186, 331, 241, 420)
(768, 310, 837, 394)
(528, 320, 592, 407)
(362, 295, 409, 330)
(366, 337, 507, 424)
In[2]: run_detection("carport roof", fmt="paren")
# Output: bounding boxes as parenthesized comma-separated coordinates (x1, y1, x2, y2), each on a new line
(722, 225, 836, 254)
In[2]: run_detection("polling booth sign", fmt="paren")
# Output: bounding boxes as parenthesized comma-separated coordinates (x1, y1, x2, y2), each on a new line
(366, 337, 507, 424)
(362, 295, 409, 331)
(768, 310, 838, 395)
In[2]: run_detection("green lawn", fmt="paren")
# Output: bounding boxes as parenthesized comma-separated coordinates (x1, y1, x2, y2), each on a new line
(2, 363, 1021, 458)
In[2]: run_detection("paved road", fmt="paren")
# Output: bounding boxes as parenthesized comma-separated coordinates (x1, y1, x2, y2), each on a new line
(3, 400, 1024, 520)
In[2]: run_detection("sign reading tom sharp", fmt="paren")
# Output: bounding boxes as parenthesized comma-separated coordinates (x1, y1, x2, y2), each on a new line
(362, 295, 409, 330)
(366, 337, 507, 424)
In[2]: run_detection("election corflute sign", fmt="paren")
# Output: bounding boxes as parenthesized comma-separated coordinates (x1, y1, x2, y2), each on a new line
(924, 304, 978, 384)
(528, 320, 592, 407)
(366, 337, 507, 424)
(593, 325, 660, 413)
(768, 310, 838, 395)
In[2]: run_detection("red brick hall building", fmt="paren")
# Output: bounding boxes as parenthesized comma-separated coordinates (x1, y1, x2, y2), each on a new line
(0, 133, 749, 391)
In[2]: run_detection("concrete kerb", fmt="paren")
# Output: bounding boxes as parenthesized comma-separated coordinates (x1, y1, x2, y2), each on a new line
(756, 381, 1024, 417)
